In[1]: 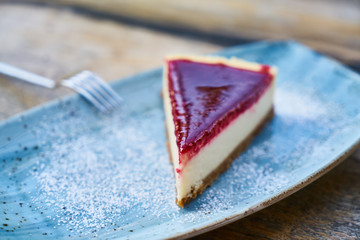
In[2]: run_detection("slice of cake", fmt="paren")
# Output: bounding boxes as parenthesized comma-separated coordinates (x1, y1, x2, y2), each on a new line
(163, 55, 277, 207)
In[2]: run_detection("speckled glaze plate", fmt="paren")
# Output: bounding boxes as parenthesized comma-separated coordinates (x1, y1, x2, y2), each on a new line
(1, 41, 360, 239)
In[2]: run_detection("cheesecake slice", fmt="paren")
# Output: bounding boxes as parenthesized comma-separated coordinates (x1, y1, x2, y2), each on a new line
(163, 55, 276, 207)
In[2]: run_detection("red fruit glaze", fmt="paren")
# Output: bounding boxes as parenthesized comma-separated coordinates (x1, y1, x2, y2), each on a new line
(167, 59, 273, 168)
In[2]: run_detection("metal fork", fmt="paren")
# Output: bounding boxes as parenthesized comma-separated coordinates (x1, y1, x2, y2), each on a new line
(0, 62, 55, 88)
(62, 70, 123, 113)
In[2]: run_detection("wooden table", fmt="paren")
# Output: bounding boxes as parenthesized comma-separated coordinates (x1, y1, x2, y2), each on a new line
(0, 2, 359, 239)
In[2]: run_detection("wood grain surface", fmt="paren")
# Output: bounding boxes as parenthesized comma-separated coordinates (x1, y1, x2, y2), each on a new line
(18, 0, 360, 64)
(0, 2, 359, 239)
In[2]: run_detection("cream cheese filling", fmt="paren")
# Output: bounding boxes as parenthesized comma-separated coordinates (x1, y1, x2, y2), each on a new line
(176, 83, 274, 200)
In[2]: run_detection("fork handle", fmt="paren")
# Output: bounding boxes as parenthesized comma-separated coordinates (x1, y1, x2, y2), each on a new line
(0, 62, 55, 88)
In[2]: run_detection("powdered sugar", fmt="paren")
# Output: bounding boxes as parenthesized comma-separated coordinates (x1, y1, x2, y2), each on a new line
(29, 107, 177, 235)
(275, 88, 329, 121)
(25, 83, 339, 237)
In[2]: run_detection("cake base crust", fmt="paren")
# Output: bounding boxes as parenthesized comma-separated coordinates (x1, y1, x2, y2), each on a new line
(174, 106, 275, 207)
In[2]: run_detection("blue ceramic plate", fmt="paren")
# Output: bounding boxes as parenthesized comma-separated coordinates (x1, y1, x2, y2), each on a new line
(1, 41, 360, 239)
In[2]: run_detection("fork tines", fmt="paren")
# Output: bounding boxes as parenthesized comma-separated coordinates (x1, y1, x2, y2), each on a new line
(62, 71, 123, 113)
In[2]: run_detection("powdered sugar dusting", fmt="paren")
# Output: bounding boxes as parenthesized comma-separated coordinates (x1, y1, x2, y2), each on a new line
(29, 107, 178, 235)
(275, 88, 329, 121)
(23, 81, 345, 237)
(16, 74, 351, 239)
